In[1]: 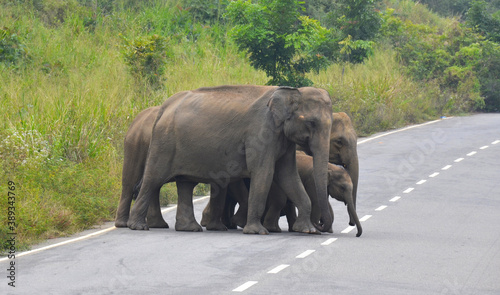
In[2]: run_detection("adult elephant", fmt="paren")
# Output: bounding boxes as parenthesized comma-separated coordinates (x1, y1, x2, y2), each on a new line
(262, 152, 362, 237)
(124, 85, 334, 234)
(201, 112, 359, 231)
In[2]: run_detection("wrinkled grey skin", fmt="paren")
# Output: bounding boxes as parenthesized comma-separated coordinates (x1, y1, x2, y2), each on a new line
(118, 85, 333, 234)
(201, 112, 360, 231)
(263, 152, 362, 237)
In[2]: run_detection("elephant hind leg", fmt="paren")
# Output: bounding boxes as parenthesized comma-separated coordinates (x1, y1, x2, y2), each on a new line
(146, 189, 169, 228)
(175, 181, 202, 232)
(205, 185, 229, 231)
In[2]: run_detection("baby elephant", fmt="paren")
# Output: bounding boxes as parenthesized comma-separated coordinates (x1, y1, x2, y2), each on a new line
(263, 152, 362, 237)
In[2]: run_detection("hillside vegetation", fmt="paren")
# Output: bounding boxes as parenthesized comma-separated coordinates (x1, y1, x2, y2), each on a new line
(1, 0, 499, 252)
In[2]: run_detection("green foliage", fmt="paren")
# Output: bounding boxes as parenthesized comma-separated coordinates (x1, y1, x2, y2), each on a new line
(184, 0, 230, 23)
(0, 27, 28, 67)
(120, 34, 171, 89)
(380, 7, 499, 112)
(225, 0, 331, 86)
(324, 0, 381, 63)
(466, 0, 500, 42)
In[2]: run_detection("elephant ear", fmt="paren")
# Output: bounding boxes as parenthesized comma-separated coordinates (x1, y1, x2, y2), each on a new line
(267, 86, 300, 127)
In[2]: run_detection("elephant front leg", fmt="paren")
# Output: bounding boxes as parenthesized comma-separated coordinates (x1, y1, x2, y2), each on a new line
(243, 167, 275, 235)
(205, 184, 229, 231)
(275, 151, 318, 234)
(175, 181, 202, 232)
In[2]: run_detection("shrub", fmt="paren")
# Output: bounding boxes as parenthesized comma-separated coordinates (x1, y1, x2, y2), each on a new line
(0, 27, 28, 67)
(120, 33, 171, 89)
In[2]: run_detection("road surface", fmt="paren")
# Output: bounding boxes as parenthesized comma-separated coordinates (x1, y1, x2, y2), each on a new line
(2, 113, 499, 294)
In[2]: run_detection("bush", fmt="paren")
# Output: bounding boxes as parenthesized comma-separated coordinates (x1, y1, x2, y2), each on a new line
(120, 33, 171, 89)
(0, 27, 28, 67)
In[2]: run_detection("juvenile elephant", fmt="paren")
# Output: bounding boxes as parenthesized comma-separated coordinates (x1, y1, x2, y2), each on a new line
(122, 85, 334, 234)
(262, 152, 362, 237)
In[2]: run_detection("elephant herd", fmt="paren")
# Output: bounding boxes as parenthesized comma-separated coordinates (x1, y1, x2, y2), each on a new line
(115, 85, 362, 237)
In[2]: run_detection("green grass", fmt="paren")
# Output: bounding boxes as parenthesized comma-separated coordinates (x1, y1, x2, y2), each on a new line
(0, 0, 479, 253)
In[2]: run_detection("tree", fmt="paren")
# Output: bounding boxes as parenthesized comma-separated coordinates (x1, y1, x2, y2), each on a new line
(225, 0, 331, 87)
(324, 0, 381, 63)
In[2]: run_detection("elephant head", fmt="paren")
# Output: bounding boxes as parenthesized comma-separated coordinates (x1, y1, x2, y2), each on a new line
(328, 112, 359, 226)
(268, 86, 334, 232)
(327, 164, 362, 237)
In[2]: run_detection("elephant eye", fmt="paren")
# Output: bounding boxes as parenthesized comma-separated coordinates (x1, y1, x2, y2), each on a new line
(306, 120, 316, 128)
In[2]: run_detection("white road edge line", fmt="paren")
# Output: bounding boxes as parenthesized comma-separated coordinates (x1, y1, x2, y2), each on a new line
(296, 250, 316, 259)
(390, 196, 401, 202)
(357, 118, 447, 145)
(321, 238, 338, 246)
(0, 196, 211, 262)
(233, 281, 258, 292)
(267, 264, 290, 274)
(375, 205, 387, 211)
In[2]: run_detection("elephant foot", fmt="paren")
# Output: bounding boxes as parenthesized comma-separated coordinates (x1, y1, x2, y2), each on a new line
(243, 222, 269, 235)
(230, 215, 247, 229)
(127, 219, 149, 230)
(175, 220, 203, 232)
(264, 224, 282, 233)
(147, 218, 169, 229)
(292, 219, 320, 235)
(115, 218, 128, 228)
(200, 216, 208, 227)
(206, 221, 228, 231)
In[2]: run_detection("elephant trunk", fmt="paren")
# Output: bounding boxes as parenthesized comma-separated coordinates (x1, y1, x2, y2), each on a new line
(311, 137, 333, 233)
(345, 185, 362, 237)
(344, 154, 359, 226)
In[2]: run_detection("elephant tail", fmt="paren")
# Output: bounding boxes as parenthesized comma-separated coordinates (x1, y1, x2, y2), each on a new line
(132, 178, 143, 200)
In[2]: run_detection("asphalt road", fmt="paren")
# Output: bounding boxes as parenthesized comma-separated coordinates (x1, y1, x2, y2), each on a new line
(2, 113, 500, 295)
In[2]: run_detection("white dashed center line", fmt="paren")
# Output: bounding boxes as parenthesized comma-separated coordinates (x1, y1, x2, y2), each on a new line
(467, 151, 477, 156)
(442, 165, 452, 170)
(416, 180, 427, 185)
(492, 140, 500, 144)
(403, 187, 414, 193)
(267, 264, 290, 274)
(296, 250, 315, 259)
(359, 215, 372, 222)
(341, 226, 355, 234)
(375, 205, 387, 211)
(233, 281, 258, 292)
(429, 172, 439, 177)
(454, 158, 464, 162)
(390, 196, 401, 202)
(480, 145, 489, 150)
(321, 238, 338, 246)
